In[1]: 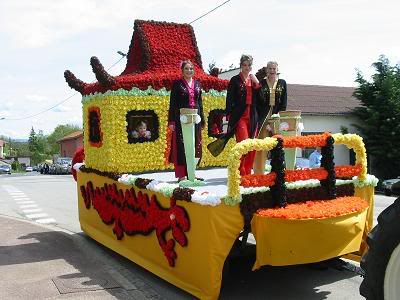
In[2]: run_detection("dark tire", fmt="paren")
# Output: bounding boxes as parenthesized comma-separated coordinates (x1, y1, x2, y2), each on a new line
(384, 189, 392, 196)
(360, 197, 400, 300)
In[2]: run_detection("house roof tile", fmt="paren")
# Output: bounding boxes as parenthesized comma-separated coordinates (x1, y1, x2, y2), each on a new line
(287, 84, 362, 115)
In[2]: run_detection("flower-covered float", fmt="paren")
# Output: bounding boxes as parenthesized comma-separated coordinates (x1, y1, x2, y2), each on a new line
(66, 20, 377, 300)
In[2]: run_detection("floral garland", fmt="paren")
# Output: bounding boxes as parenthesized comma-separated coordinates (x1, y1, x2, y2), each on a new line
(226, 137, 278, 205)
(335, 164, 362, 178)
(76, 163, 378, 211)
(320, 135, 336, 199)
(257, 197, 368, 219)
(256, 196, 368, 219)
(270, 137, 287, 207)
(279, 132, 331, 148)
(118, 173, 221, 206)
(332, 133, 367, 180)
(240, 165, 363, 187)
(80, 181, 190, 267)
(240, 183, 355, 228)
(241, 173, 276, 187)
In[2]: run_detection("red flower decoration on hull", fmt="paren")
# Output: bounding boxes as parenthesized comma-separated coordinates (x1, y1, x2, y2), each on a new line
(80, 181, 190, 266)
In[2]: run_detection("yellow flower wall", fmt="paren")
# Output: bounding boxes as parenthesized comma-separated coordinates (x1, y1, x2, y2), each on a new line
(83, 93, 235, 173)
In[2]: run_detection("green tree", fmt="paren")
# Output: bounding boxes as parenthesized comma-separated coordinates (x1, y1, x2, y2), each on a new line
(36, 130, 50, 155)
(47, 124, 81, 154)
(353, 55, 400, 179)
(28, 127, 38, 153)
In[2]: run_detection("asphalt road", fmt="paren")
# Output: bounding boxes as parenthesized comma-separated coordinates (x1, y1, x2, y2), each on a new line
(0, 172, 397, 299)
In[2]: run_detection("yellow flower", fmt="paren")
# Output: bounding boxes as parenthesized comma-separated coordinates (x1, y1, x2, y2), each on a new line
(225, 137, 278, 204)
(332, 133, 367, 180)
(82, 92, 236, 173)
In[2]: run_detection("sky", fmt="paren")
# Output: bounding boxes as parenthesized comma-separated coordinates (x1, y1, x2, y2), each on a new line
(0, 0, 399, 139)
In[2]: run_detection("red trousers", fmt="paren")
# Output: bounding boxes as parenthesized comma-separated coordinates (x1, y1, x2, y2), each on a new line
(235, 106, 256, 176)
(171, 127, 187, 178)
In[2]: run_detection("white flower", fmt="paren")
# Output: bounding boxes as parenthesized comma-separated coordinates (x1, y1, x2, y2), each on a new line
(180, 115, 188, 124)
(118, 174, 138, 185)
(279, 122, 289, 131)
(191, 191, 221, 206)
(73, 162, 85, 172)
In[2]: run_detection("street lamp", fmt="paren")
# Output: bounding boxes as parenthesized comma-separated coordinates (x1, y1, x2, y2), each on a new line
(117, 51, 127, 57)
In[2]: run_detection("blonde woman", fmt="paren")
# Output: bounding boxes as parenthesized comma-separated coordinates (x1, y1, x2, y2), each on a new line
(253, 61, 287, 174)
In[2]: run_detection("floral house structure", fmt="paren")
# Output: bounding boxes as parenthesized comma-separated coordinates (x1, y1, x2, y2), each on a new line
(66, 20, 377, 300)
(65, 20, 233, 174)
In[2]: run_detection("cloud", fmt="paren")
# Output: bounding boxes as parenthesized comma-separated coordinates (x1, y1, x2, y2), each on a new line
(0, 110, 11, 118)
(52, 105, 71, 113)
(0, 0, 161, 48)
(0, 101, 14, 111)
(25, 94, 48, 103)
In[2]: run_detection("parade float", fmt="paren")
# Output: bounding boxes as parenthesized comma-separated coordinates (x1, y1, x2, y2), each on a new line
(66, 20, 378, 300)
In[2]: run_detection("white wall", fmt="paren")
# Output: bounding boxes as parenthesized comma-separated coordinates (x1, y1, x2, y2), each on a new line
(300, 115, 361, 165)
(0, 146, 3, 159)
(218, 68, 240, 80)
(17, 157, 31, 167)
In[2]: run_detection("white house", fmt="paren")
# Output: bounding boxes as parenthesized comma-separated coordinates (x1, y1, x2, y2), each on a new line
(287, 84, 361, 165)
(0, 140, 5, 159)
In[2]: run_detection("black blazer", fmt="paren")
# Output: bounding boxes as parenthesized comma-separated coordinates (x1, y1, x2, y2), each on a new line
(168, 79, 204, 165)
(259, 78, 287, 121)
(207, 74, 264, 157)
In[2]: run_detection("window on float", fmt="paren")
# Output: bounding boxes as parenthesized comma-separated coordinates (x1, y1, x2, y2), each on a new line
(126, 110, 159, 143)
(208, 109, 228, 138)
(88, 107, 102, 147)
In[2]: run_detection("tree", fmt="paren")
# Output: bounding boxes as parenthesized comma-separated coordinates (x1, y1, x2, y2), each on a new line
(207, 60, 216, 74)
(352, 55, 400, 179)
(47, 124, 82, 154)
(207, 60, 221, 77)
(28, 127, 38, 153)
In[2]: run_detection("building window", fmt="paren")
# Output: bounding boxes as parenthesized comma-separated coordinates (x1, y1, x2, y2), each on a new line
(126, 110, 159, 143)
(88, 107, 103, 147)
(208, 109, 228, 138)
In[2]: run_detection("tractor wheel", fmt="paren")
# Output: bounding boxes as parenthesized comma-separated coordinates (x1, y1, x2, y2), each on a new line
(360, 197, 400, 300)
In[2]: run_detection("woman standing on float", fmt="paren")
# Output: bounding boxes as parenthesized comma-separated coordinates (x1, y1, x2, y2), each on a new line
(168, 60, 205, 182)
(253, 61, 287, 174)
(208, 54, 263, 176)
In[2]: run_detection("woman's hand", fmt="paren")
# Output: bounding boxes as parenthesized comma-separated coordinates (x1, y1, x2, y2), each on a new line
(250, 74, 258, 83)
(168, 124, 175, 131)
(250, 74, 260, 88)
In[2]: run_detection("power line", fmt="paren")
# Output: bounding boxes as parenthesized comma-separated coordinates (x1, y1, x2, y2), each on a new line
(189, 0, 231, 24)
(2, 0, 232, 122)
(2, 55, 126, 121)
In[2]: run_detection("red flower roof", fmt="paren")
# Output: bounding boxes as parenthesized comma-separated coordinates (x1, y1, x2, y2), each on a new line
(65, 20, 229, 95)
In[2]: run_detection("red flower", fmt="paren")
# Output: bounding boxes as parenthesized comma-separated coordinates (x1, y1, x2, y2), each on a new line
(80, 181, 190, 266)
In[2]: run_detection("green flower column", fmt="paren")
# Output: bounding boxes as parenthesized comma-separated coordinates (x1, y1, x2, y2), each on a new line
(179, 108, 201, 184)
